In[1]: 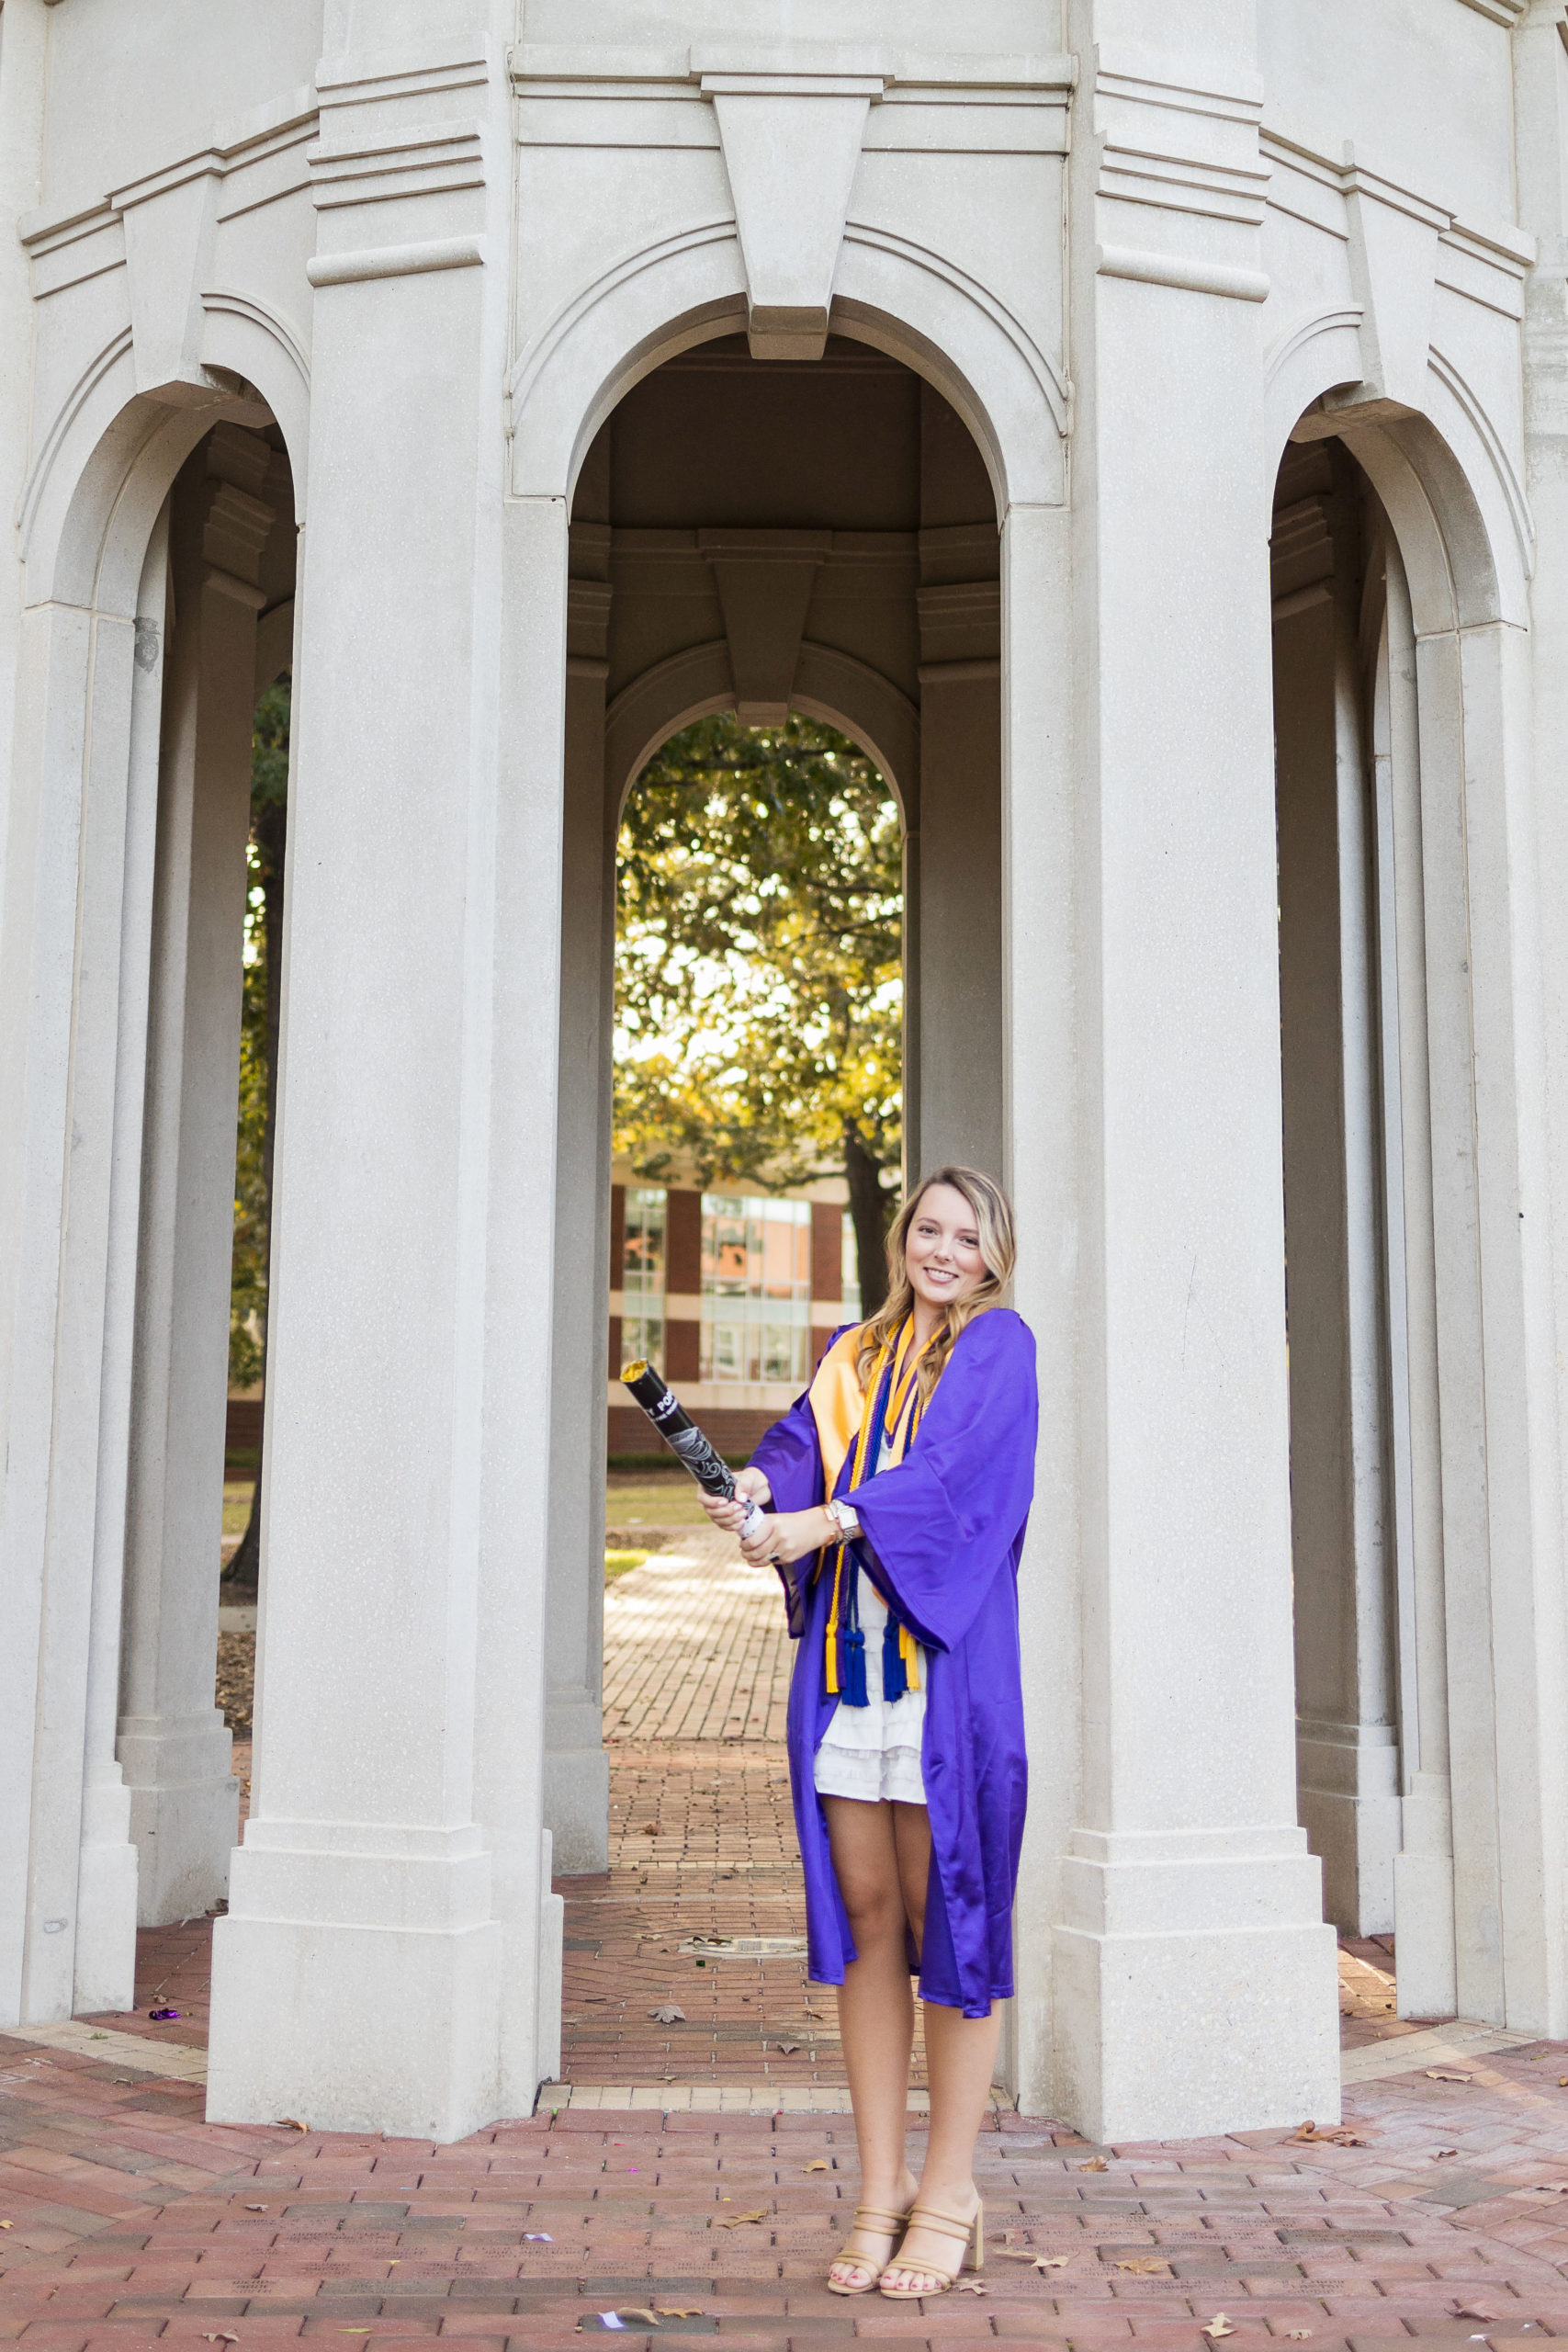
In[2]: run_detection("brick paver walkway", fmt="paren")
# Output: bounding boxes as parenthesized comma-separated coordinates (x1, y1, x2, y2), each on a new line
(10, 1523, 1568, 2347)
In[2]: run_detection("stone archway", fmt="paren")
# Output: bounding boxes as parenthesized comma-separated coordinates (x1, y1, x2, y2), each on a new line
(540, 334, 1007, 1906)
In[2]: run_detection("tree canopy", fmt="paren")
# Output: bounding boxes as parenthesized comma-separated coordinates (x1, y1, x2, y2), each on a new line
(615, 711, 903, 1305)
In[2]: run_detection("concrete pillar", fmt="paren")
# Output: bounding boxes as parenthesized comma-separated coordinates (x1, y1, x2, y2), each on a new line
(74, 510, 173, 2007)
(1047, 2, 1340, 2136)
(208, 15, 551, 2134)
(542, 511, 615, 1876)
(915, 385, 1004, 1180)
(118, 427, 274, 1925)
(1271, 447, 1401, 1934)
(1375, 537, 1458, 2018)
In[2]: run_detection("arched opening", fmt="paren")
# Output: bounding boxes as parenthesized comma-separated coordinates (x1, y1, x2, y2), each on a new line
(5, 391, 299, 2029)
(1270, 399, 1524, 2037)
(539, 333, 1005, 2096)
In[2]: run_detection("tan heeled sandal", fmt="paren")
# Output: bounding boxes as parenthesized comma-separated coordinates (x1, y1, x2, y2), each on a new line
(826, 2202, 913, 2296)
(877, 2194, 984, 2299)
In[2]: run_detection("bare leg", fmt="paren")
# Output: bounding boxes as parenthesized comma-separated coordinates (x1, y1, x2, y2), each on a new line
(821, 1796, 919, 2286)
(880, 1803, 1000, 2293)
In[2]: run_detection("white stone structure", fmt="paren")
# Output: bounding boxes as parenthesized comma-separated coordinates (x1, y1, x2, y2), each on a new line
(2, 0, 1566, 2144)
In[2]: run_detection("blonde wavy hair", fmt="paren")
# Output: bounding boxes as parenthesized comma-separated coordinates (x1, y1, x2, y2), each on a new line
(854, 1165, 1017, 1407)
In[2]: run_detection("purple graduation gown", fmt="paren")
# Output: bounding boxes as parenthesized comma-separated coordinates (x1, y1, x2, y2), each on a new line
(747, 1306, 1038, 2017)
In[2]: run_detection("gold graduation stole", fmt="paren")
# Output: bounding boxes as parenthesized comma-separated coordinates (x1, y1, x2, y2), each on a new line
(807, 1318, 935, 1703)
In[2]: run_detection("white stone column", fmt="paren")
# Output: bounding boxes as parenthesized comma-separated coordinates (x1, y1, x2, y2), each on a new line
(1376, 538, 1457, 2020)
(207, 17, 537, 2135)
(916, 508, 1004, 1179)
(1272, 455, 1401, 1934)
(74, 510, 173, 2007)
(118, 428, 272, 1926)
(1048, 11, 1340, 2138)
(542, 527, 615, 1877)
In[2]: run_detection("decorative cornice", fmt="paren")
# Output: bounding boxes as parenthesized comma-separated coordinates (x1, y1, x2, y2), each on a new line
(510, 44, 1076, 93)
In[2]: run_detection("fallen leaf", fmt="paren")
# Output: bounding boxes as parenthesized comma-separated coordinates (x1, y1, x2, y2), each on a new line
(648, 2005, 685, 2024)
(89, 2031, 107, 2041)
(655, 2311, 704, 2320)
(617, 2312, 660, 2327)
(200, 2337, 240, 2346)
(1203, 2317, 1237, 2340)
(274, 2116, 309, 2132)
(1514, 2185, 1568, 2200)
(1286, 2331, 1314, 2340)
(0, 2221, 11, 2230)
(955, 2280, 987, 2294)
(717, 2207, 769, 2227)
(640, 1823, 660, 1836)
(1451, 2303, 1495, 2322)
(1434, 2151, 1459, 2160)
(774, 2041, 799, 2055)
(1559, 2078, 1568, 2088)
(1034, 2255, 1070, 2271)
(1078, 2156, 1108, 2172)
(1116, 2256, 1171, 2274)
(1291, 2122, 1369, 2146)
(1426, 2068, 1473, 2084)
(244, 2201, 268, 2211)
(803, 2160, 829, 2173)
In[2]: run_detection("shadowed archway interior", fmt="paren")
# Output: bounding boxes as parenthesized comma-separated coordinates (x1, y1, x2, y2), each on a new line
(541, 335, 1007, 1887)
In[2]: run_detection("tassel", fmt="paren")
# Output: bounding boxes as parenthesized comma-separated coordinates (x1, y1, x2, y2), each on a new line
(824, 1549, 844, 1693)
(899, 1622, 921, 1691)
(840, 1624, 869, 1707)
(882, 1612, 908, 1702)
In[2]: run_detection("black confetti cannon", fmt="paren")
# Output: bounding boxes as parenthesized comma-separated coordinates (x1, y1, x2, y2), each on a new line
(619, 1359, 771, 1545)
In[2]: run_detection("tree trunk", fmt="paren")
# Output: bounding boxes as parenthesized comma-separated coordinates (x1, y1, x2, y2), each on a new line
(224, 788, 287, 1591)
(843, 1121, 893, 1317)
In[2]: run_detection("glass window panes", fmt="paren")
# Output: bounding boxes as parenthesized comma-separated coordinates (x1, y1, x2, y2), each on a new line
(622, 1187, 666, 1370)
(700, 1193, 814, 1384)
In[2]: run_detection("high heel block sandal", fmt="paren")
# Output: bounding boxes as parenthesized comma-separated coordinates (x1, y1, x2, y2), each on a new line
(826, 2202, 913, 2296)
(876, 2194, 984, 2300)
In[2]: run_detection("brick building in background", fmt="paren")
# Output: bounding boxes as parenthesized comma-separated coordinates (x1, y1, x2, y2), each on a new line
(607, 1169, 860, 1460)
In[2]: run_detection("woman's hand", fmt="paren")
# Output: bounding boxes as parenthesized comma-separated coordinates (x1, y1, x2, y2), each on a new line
(740, 1506, 833, 1567)
(700, 1464, 771, 1535)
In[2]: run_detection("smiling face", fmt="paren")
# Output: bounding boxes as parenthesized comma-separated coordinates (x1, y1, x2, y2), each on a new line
(903, 1182, 989, 1317)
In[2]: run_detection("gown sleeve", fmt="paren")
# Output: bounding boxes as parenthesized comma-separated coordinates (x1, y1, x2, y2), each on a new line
(844, 1308, 1038, 1653)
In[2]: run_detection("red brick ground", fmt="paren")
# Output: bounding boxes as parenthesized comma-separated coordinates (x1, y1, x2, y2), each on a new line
(9, 2039, 1568, 2348)
(14, 1534, 1562, 2348)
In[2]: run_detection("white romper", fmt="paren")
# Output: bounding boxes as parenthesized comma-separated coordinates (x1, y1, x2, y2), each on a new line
(812, 1430, 928, 1806)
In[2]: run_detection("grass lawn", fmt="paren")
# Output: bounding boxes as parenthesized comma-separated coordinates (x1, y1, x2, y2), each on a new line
(604, 1468, 713, 1529)
(222, 1479, 254, 1538)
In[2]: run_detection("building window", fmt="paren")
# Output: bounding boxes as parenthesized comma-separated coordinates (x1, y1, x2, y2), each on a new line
(701, 1195, 813, 1383)
(622, 1186, 666, 1369)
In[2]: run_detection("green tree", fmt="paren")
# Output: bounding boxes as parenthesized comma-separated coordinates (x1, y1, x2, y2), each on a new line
(225, 678, 288, 1585)
(615, 712, 902, 1311)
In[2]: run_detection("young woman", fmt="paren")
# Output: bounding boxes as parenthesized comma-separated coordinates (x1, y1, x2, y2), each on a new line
(701, 1165, 1036, 2301)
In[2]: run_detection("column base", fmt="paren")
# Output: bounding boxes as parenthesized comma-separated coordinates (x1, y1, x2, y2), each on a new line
(543, 1738, 610, 1875)
(73, 1765, 139, 2013)
(118, 1710, 238, 1924)
(1393, 1775, 1458, 2018)
(1296, 1719, 1402, 1934)
(208, 1826, 507, 2139)
(1048, 1828, 1341, 2139)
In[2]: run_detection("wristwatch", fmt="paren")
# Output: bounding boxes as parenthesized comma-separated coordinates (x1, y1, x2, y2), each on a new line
(824, 1498, 861, 1539)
